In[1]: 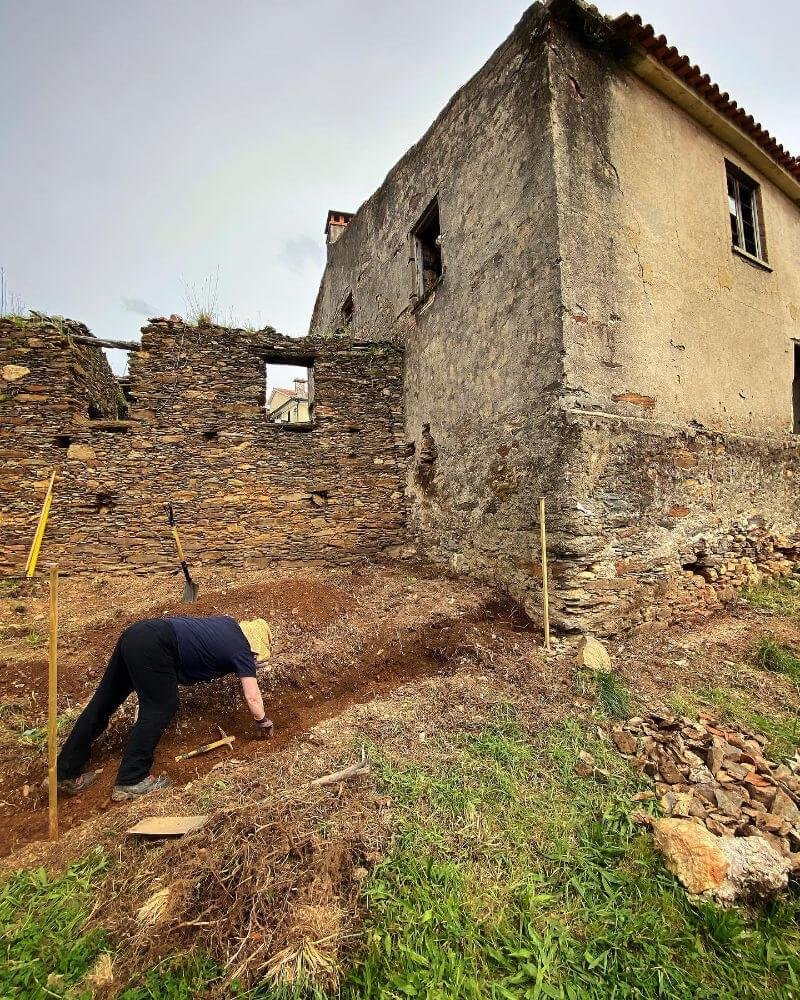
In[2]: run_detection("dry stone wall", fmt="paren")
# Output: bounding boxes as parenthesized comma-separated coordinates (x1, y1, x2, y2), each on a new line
(547, 411, 800, 635)
(0, 316, 408, 576)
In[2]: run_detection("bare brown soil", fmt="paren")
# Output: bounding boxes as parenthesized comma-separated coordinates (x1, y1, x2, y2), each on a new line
(0, 564, 519, 858)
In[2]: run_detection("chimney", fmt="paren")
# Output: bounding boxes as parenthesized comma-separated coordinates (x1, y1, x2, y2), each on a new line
(324, 209, 354, 246)
(294, 377, 307, 397)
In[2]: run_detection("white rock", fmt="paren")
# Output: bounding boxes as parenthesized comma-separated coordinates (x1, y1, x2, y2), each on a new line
(716, 835, 791, 904)
(1, 363, 30, 381)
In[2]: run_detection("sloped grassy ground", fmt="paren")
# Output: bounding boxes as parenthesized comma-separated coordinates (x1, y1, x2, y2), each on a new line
(4, 709, 800, 999)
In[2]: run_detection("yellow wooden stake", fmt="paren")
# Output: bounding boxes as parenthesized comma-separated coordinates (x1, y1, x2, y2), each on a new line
(48, 565, 59, 841)
(539, 497, 551, 652)
(25, 471, 56, 577)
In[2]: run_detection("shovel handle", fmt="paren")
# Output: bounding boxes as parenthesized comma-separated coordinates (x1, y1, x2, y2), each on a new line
(166, 505, 187, 562)
(172, 528, 187, 563)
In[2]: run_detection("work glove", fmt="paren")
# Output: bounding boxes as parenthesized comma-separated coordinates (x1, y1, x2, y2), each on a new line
(255, 716, 274, 739)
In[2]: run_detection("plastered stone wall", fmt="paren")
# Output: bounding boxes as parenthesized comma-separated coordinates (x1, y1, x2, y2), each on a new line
(548, 7, 800, 436)
(310, 3, 564, 609)
(308, 0, 800, 633)
(0, 316, 408, 576)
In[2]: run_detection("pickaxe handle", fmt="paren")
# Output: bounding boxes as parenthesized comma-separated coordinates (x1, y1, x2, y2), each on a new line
(175, 735, 235, 762)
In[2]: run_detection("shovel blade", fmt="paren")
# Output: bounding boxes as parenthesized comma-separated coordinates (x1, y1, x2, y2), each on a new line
(183, 580, 199, 603)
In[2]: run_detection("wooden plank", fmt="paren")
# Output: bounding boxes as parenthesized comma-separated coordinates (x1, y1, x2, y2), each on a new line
(71, 334, 142, 351)
(48, 565, 59, 841)
(25, 470, 55, 577)
(82, 419, 137, 432)
(539, 497, 551, 652)
(127, 815, 209, 837)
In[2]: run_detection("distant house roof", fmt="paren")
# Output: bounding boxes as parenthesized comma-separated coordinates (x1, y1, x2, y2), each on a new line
(266, 383, 308, 415)
(612, 11, 800, 183)
(266, 387, 293, 411)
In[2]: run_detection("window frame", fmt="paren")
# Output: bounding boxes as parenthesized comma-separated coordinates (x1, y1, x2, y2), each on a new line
(725, 161, 768, 265)
(410, 196, 444, 306)
(264, 354, 316, 430)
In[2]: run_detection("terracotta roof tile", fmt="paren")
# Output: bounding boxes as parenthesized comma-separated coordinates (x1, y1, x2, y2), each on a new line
(613, 12, 800, 182)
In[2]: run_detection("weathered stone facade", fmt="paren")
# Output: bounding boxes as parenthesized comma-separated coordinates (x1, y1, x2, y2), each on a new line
(0, 316, 407, 576)
(310, 1, 566, 613)
(310, 0, 800, 632)
(552, 413, 800, 634)
(3, 0, 799, 634)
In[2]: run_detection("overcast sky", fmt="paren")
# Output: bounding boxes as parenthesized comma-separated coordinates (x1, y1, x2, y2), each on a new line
(2, 0, 798, 375)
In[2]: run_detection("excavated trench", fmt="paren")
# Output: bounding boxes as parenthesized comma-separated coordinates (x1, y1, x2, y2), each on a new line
(0, 610, 484, 858)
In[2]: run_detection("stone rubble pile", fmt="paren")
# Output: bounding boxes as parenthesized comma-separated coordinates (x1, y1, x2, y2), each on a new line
(612, 709, 800, 869)
(685, 517, 800, 598)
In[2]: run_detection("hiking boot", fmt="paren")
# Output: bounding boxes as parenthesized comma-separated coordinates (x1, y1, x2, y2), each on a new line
(56, 771, 98, 796)
(111, 773, 171, 802)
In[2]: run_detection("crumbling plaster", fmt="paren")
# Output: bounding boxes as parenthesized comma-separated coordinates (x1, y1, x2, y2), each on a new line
(310, 0, 800, 634)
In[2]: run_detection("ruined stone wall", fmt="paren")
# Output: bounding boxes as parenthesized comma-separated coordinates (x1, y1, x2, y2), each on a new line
(548, 4, 800, 436)
(310, 3, 566, 609)
(549, 411, 800, 635)
(0, 316, 407, 576)
(1, 318, 128, 572)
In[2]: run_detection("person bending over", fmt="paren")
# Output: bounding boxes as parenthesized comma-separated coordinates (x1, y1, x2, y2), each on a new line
(57, 615, 273, 801)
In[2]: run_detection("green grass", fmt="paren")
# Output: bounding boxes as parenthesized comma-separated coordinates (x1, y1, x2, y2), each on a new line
(0, 849, 109, 997)
(596, 670, 632, 719)
(7, 711, 800, 998)
(25, 627, 45, 648)
(18, 709, 78, 750)
(0, 849, 223, 998)
(755, 638, 800, 682)
(325, 711, 800, 999)
(118, 955, 223, 999)
(742, 578, 800, 618)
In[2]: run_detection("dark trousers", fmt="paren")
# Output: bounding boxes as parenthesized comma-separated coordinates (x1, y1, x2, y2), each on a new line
(58, 620, 180, 786)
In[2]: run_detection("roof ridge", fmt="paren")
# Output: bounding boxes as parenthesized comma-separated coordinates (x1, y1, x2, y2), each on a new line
(613, 11, 800, 182)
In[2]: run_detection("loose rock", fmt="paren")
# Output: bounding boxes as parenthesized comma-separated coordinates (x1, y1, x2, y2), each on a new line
(613, 707, 800, 896)
(576, 635, 612, 672)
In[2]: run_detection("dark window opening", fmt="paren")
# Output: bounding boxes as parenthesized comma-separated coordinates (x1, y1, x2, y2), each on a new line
(54, 434, 71, 448)
(94, 492, 113, 513)
(202, 429, 219, 442)
(265, 361, 314, 425)
(412, 197, 443, 301)
(88, 402, 103, 419)
(341, 292, 354, 328)
(793, 343, 800, 434)
(726, 162, 765, 261)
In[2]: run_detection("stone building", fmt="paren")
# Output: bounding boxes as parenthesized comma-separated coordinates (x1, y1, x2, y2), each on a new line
(2, 0, 799, 636)
(310, 0, 800, 632)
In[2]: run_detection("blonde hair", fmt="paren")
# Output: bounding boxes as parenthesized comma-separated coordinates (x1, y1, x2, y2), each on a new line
(238, 619, 273, 665)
